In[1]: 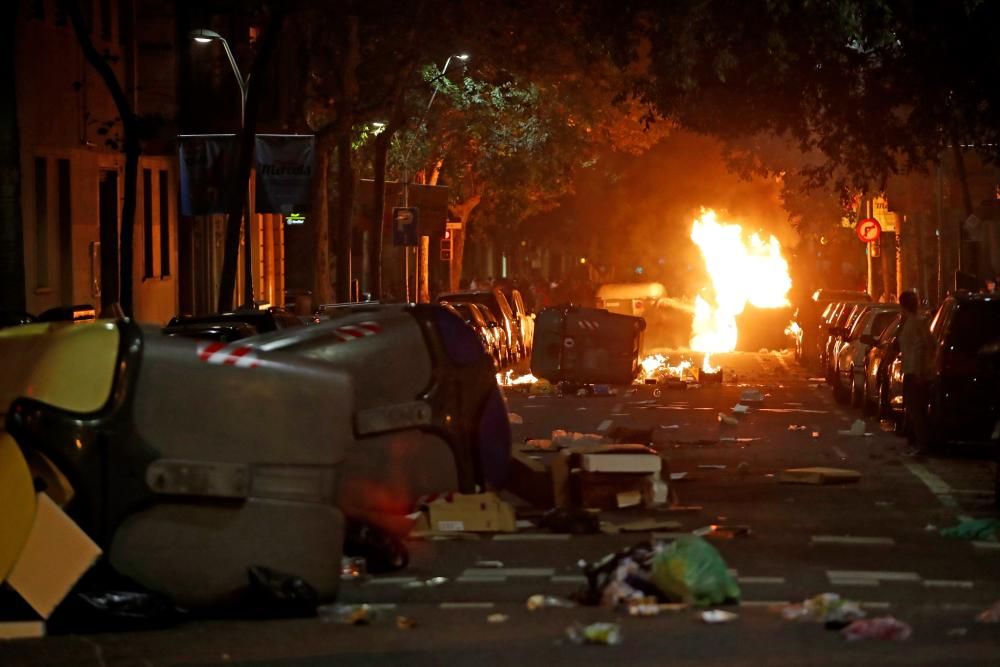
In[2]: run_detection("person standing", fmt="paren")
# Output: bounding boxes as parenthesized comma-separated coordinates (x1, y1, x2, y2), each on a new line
(898, 291, 935, 456)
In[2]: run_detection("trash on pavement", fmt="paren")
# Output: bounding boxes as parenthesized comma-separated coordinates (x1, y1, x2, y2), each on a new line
(507, 451, 554, 509)
(778, 467, 861, 485)
(540, 507, 601, 534)
(837, 419, 870, 436)
(693, 525, 751, 539)
(487, 613, 509, 623)
(341, 557, 367, 581)
(411, 492, 516, 533)
(243, 566, 319, 619)
(976, 600, 1000, 623)
(787, 425, 809, 431)
(396, 615, 417, 629)
(527, 594, 576, 610)
(811, 431, 821, 439)
(718, 413, 739, 426)
(642, 474, 670, 507)
(551, 430, 611, 448)
(523, 438, 554, 450)
(476, 560, 504, 569)
(697, 464, 727, 470)
(508, 413, 524, 424)
(782, 593, 865, 625)
(940, 518, 1000, 542)
(603, 518, 682, 534)
(616, 490, 643, 508)
(739, 389, 765, 404)
(841, 616, 913, 641)
(345, 522, 409, 574)
(566, 621, 623, 645)
(325, 603, 375, 625)
(701, 609, 739, 623)
(731, 404, 750, 415)
(551, 444, 664, 510)
(403, 576, 448, 589)
(651, 536, 741, 607)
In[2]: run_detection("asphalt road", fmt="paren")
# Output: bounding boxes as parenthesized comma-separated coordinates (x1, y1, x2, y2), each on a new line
(4, 350, 1000, 666)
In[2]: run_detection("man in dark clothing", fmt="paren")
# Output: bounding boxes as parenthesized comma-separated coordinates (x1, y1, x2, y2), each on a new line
(898, 291, 935, 456)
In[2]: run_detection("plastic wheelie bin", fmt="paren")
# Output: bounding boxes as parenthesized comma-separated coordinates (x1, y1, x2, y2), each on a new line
(245, 303, 511, 535)
(0, 319, 354, 607)
(531, 305, 645, 386)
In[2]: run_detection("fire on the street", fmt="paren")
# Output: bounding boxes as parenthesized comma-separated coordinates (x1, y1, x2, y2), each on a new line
(497, 370, 540, 386)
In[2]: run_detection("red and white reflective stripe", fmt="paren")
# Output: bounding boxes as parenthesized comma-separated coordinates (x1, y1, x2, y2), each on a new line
(196, 341, 260, 368)
(576, 320, 600, 331)
(332, 320, 382, 343)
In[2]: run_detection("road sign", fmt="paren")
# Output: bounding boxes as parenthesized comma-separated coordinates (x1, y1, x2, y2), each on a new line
(440, 232, 453, 261)
(856, 217, 881, 243)
(392, 207, 419, 247)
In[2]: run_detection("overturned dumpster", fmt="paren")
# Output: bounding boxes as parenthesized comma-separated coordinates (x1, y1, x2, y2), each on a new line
(244, 303, 512, 536)
(0, 319, 353, 608)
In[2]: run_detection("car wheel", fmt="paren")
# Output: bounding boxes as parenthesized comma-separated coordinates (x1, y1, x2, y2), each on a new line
(861, 375, 876, 416)
(850, 370, 864, 409)
(833, 374, 849, 404)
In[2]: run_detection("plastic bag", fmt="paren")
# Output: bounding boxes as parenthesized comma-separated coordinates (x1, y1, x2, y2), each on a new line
(782, 593, 865, 625)
(566, 622, 623, 645)
(650, 536, 741, 607)
(841, 616, 912, 641)
(940, 518, 1000, 542)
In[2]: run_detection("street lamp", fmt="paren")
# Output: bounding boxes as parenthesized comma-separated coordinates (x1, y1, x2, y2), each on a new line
(190, 28, 254, 308)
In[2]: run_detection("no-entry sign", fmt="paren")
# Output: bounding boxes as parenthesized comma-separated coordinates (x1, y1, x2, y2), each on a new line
(856, 217, 882, 243)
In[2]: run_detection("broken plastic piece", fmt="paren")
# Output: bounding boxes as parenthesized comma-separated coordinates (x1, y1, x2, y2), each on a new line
(782, 593, 865, 624)
(701, 609, 739, 623)
(731, 404, 750, 415)
(976, 601, 1000, 623)
(487, 613, 509, 623)
(527, 594, 576, 610)
(396, 615, 417, 629)
(566, 621, 623, 645)
(718, 413, 739, 426)
(841, 616, 912, 641)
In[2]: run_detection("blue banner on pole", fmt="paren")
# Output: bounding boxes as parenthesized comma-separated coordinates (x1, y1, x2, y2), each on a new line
(177, 135, 236, 216)
(255, 135, 314, 214)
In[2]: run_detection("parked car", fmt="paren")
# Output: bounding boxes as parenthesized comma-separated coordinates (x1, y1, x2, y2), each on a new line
(437, 289, 524, 360)
(164, 308, 304, 341)
(828, 303, 872, 382)
(444, 301, 501, 368)
(507, 288, 534, 356)
(924, 293, 1000, 447)
(833, 305, 901, 406)
(862, 313, 903, 418)
(474, 303, 512, 367)
(800, 289, 871, 368)
(822, 301, 871, 381)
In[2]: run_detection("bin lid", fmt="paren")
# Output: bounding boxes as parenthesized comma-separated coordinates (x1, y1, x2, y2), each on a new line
(596, 282, 666, 301)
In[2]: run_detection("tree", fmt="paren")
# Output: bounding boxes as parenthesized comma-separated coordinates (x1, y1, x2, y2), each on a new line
(61, 0, 140, 316)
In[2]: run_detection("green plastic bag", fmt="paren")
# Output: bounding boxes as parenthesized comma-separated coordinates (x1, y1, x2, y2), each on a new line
(651, 536, 741, 607)
(940, 518, 1000, 542)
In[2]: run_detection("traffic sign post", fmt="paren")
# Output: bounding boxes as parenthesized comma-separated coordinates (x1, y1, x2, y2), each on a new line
(392, 207, 419, 247)
(856, 217, 881, 243)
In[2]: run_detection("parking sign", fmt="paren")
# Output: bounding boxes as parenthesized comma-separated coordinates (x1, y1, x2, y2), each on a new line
(392, 207, 419, 247)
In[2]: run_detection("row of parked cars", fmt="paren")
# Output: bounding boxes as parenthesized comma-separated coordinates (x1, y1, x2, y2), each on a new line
(801, 288, 1000, 450)
(436, 287, 534, 368)
(0, 294, 516, 611)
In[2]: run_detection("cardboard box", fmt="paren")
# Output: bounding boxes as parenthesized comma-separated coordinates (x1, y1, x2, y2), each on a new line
(552, 444, 662, 508)
(577, 472, 650, 510)
(507, 451, 554, 508)
(412, 492, 516, 533)
(581, 452, 661, 474)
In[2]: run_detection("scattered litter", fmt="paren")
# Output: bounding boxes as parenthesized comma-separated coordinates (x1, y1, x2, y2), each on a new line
(718, 413, 739, 426)
(693, 525, 751, 539)
(841, 616, 912, 641)
(341, 557, 367, 581)
(604, 518, 682, 534)
(659, 424, 681, 430)
(396, 615, 417, 630)
(697, 464, 727, 470)
(976, 601, 1000, 623)
(701, 609, 739, 624)
(719, 437, 761, 445)
(778, 467, 861, 485)
(551, 430, 611, 448)
(508, 413, 524, 424)
(327, 604, 375, 625)
(837, 419, 869, 437)
(403, 577, 448, 589)
(940, 518, 1000, 542)
(925, 524, 938, 532)
(782, 593, 865, 625)
(627, 598, 688, 616)
(739, 389, 765, 404)
(811, 431, 821, 439)
(523, 439, 554, 451)
(487, 613, 509, 624)
(651, 536, 741, 607)
(879, 420, 897, 433)
(539, 508, 601, 535)
(527, 594, 576, 611)
(670, 472, 688, 480)
(566, 622, 623, 645)
(787, 425, 809, 431)
(476, 560, 504, 569)
(731, 404, 750, 415)
(948, 627, 969, 637)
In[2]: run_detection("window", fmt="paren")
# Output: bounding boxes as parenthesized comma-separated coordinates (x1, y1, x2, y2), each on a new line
(99, 0, 111, 40)
(57, 159, 72, 299)
(143, 168, 153, 278)
(159, 170, 170, 277)
(34, 158, 49, 289)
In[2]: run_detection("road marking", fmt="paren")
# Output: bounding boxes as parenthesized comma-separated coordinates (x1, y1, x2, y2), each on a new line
(923, 580, 974, 589)
(457, 576, 507, 584)
(550, 575, 587, 584)
(757, 408, 829, 414)
(610, 413, 629, 417)
(493, 534, 571, 541)
(828, 578, 880, 587)
(811, 536, 895, 546)
(440, 602, 495, 609)
(737, 576, 786, 585)
(772, 351, 791, 373)
(831, 446, 848, 460)
(462, 568, 554, 578)
(597, 419, 613, 433)
(365, 577, 418, 586)
(576, 407, 588, 411)
(904, 462, 960, 509)
(612, 403, 624, 413)
(826, 570, 920, 582)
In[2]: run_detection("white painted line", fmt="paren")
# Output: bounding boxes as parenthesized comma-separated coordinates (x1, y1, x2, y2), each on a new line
(462, 568, 555, 578)
(597, 419, 613, 433)
(493, 534, 571, 541)
(831, 446, 848, 460)
(812, 536, 895, 546)
(972, 541, 1000, 551)
(440, 602, 496, 609)
(739, 600, 790, 608)
(828, 579, 880, 588)
(365, 577, 418, 586)
(457, 576, 507, 584)
(826, 570, 920, 582)
(923, 580, 974, 589)
(550, 575, 587, 584)
(576, 407, 588, 411)
(612, 403, 624, 413)
(610, 413, 629, 417)
(904, 462, 961, 509)
(737, 576, 785, 585)
(772, 351, 791, 373)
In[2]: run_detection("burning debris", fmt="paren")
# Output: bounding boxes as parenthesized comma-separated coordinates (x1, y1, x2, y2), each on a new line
(497, 370, 541, 386)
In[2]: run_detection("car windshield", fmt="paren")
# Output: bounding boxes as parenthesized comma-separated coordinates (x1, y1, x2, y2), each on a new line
(847, 310, 872, 340)
(948, 301, 1000, 352)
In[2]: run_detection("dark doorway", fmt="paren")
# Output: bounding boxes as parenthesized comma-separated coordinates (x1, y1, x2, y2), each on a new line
(98, 169, 119, 311)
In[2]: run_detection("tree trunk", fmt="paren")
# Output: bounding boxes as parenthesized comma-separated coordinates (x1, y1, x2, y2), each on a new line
(0, 3, 25, 311)
(369, 131, 388, 299)
(63, 0, 140, 316)
(217, 7, 286, 312)
(450, 194, 481, 292)
(335, 132, 355, 302)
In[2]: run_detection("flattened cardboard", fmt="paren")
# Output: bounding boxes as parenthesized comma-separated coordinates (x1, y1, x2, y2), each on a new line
(6, 494, 102, 619)
(778, 467, 862, 485)
(413, 492, 516, 533)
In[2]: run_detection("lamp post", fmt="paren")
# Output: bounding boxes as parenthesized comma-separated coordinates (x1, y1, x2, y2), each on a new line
(190, 28, 254, 308)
